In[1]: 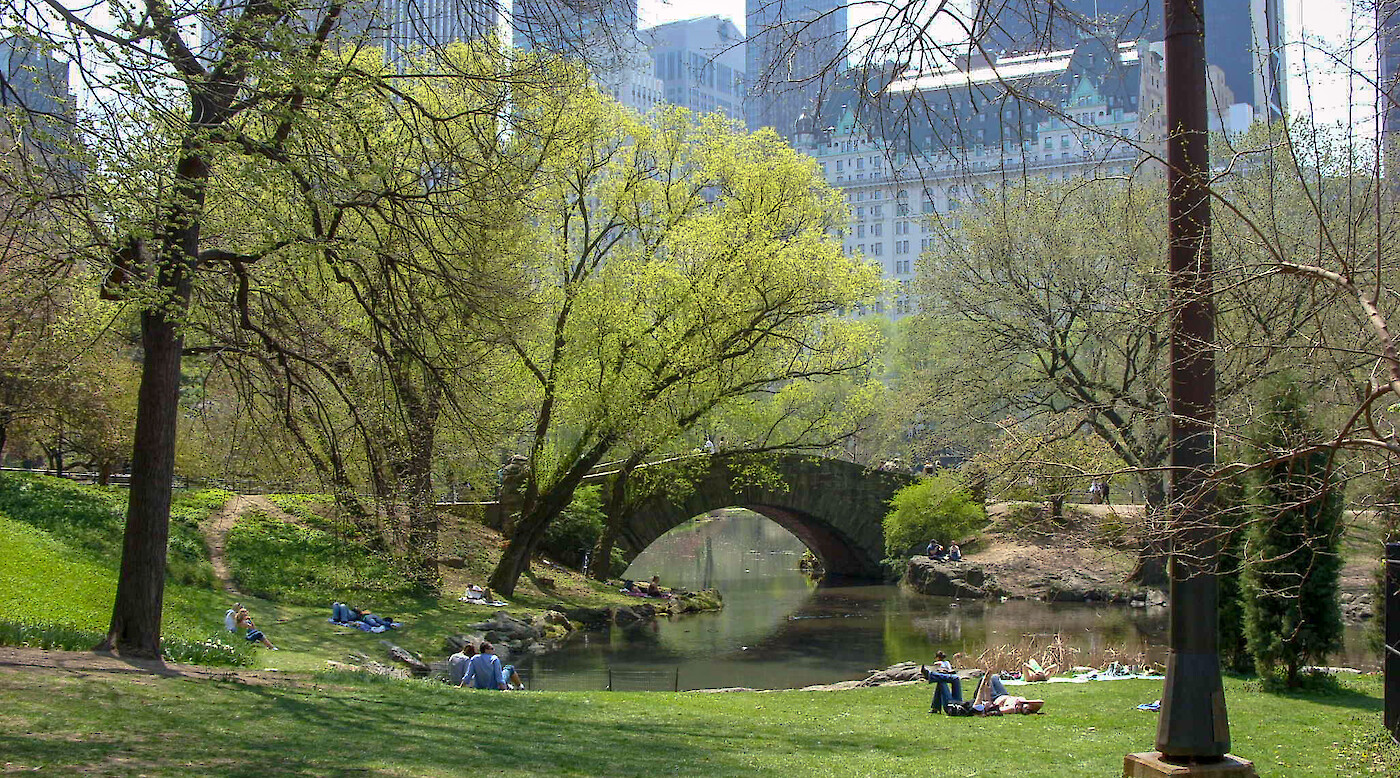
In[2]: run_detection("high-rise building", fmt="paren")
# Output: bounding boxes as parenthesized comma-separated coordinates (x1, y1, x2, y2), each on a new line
(0, 36, 75, 157)
(645, 16, 746, 122)
(1, 37, 71, 121)
(513, 0, 638, 54)
(385, 0, 501, 62)
(794, 38, 1166, 319)
(745, 0, 848, 139)
(972, 0, 1286, 121)
(1379, 0, 1400, 139)
(513, 0, 662, 114)
(200, 0, 501, 64)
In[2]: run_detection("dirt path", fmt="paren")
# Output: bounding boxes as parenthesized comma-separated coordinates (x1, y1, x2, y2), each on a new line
(201, 495, 297, 595)
(0, 645, 299, 687)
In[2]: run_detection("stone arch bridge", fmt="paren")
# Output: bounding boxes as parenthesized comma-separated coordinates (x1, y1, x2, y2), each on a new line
(595, 454, 916, 580)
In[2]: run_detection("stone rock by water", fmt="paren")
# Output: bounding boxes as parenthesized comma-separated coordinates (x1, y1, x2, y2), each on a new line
(857, 661, 925, 687)
(903, 557, 1004, 599)
(379, 641, 430, 676)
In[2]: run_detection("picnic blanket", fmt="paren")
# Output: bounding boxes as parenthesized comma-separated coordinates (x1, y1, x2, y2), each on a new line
(1002, 671, 1164, 686)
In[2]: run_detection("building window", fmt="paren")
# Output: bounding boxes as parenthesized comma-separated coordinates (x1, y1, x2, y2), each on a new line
(872, 205, 883, 217)
(871, 243, 883, 256)
(871, 222, 883, 236)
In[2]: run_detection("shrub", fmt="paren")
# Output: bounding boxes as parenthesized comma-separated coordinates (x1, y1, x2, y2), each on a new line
(1243, 383, 1345, 686)
(224, 510, 423, 605)
(1214, 473, 1253, 674)
(542, 485, 607, 569)
(883, 472, 987, 558)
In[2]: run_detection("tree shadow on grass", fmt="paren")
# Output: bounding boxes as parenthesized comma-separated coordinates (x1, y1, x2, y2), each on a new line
(150, 677, 913, 777)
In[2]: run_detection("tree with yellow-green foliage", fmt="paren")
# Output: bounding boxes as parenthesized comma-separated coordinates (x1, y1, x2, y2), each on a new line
(487, 102, 884, 596)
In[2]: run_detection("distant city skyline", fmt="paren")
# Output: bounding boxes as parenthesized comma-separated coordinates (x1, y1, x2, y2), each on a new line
(640, 0, 1373, 131)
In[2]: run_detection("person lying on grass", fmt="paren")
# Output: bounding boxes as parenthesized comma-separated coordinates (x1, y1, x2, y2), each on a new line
(1022, 657, 1058, 682)
(970, 672, 1043, 715)
(921, 651, 963, 714)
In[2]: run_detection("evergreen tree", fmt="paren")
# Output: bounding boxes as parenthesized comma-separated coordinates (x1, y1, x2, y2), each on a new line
(1214, 472, 1252, 674)
(1242, 384, 1345, 685)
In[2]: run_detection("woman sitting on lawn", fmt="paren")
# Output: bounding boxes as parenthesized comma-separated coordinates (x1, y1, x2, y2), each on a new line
(235, 607, 278, 650)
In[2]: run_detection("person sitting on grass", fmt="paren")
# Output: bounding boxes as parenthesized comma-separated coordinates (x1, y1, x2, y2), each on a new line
(647, 576, 664, 597)
(947, 543, 962, 562)
(448, 643, 476, 686)
(462, 642, 507, 690)
(235, 607, 278, 650)
(921, 651, 963, 713)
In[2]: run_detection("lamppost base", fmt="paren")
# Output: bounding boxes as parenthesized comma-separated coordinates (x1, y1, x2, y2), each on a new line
(1124, 752, 1256, 778)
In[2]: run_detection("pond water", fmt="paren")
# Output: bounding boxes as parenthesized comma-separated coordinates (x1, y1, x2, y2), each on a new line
(519, 510, 1376, 691)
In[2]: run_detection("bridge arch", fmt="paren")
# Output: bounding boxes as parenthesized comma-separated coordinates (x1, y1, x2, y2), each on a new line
(613, 454, 915, 580)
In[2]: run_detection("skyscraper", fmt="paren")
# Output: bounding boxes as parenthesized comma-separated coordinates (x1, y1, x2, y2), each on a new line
(1379, 0, 1400, 139)
(200, 0, 501, 64)
(513, 0, 662, 114)
(972, 0, 1286, 121)
(1, 38, 68, 117)
(646, 16, 746, 121)
(744, 0, 848, 139)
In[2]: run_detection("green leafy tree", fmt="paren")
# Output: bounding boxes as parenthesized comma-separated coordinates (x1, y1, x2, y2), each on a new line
(882, 472, 986, 559)
(1243, 383, 1345, 686)
(542, 484, 607, 570)
(486, 102, 882, 596)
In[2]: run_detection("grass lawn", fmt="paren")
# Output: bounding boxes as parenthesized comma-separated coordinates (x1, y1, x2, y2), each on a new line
(0, 661, 1392, 777)
(0, 474, 692, 674)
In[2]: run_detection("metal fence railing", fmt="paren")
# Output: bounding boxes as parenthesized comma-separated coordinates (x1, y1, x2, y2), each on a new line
(520, 667, 685, 692)
(1386, 543, 1399, 745)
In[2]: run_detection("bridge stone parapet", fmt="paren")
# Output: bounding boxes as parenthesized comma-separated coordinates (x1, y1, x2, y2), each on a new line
(615, 454, 915, 581)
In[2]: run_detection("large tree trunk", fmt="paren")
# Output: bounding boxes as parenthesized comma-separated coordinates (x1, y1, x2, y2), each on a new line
(489, 451, 606, 596)
(394, 356, 442, 588)
(99, 128, 205, 657)
(98, 308, 185, 657)
(591, 456, 643, 580)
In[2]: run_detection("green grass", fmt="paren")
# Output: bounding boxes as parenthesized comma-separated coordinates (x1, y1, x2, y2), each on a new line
(0, 473, 227, 587)
(264, 493, 340, 534)
(0, 664, 1390, 776)
(224, 509, 427, 606)
(0, 474, 652, 673)
(0, 513, 252, 664)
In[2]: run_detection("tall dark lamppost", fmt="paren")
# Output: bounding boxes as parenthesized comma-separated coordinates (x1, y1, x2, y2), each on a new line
(1125, 1, 1254, 775)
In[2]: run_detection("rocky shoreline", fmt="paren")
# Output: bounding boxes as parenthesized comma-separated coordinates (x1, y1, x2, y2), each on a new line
(348, 589, 724, 679)
(903, 556, 1167, 606)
